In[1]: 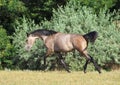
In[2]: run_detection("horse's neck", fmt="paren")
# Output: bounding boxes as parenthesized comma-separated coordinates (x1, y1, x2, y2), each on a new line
(41, 35, 48, 42)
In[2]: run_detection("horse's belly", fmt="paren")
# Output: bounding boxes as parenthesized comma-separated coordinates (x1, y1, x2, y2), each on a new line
(54, 35, 74, 52)
(54, 44, 73, 52)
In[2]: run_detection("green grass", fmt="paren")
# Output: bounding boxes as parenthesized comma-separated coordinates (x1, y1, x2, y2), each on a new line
(0, 70, 120, 85)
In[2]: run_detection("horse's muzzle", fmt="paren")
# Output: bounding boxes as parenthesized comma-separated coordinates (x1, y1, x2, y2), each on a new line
(25, 45, 32, 51)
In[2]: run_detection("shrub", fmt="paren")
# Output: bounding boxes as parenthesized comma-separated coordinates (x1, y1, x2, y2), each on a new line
(0, 26, 14, 69)
(42, 1, 120, 70)
(69, 0, 117, 13)
(13, 17, 47, 70)
(0, 0, 27, 35)
(13, 1, 120, 71)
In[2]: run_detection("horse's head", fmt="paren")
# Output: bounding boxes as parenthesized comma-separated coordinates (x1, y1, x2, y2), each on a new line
(25, 29, 58, 51)
(25, 33, 39, 51)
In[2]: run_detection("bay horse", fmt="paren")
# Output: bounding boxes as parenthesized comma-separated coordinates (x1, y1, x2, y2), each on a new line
(25, 29, 101, 73)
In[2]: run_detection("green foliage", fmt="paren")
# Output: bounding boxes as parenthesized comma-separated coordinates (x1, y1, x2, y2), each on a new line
(13, 17, 47, 70)
(0, 0, 26, 12)
(0, 26, 14, 69)
(0, 0, 118, 36)
(69, 0, 117, 13)
(0, 0, 27, 35)
(21, 0, 66, 23)
(42, 1, 120, 70)
(13, 1, 120, 71)
(0, 0, 66, 35)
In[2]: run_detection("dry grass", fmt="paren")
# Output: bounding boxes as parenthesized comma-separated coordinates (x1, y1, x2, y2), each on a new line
(0, 70, 120, 85)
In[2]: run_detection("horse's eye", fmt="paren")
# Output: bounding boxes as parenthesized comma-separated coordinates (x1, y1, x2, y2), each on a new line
(32, 34, 35, 37)
(26, 39, 28, 42)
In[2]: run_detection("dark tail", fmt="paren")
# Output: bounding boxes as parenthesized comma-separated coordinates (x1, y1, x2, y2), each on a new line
(83, 31, 98, 43)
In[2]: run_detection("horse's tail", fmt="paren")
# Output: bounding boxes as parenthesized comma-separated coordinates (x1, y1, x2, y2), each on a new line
(83, 31, 98, 43)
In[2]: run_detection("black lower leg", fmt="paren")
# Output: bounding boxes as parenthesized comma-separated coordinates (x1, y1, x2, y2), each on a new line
(57, 53, 70, 73)
(83, 59, 89, 73)
(44, 56, 46, 66)
(60, 59, 70, 73)
(89, 54, 101, 73)
(43, 56, 48, 70)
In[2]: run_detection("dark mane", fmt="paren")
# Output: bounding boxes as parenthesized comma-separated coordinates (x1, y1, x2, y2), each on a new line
(30, 29, 58, 36)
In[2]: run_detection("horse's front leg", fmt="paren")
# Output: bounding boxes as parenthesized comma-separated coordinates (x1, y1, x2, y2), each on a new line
(44, 55, 46, 66)
(83, 59, 90, 73)
(44, 49, 52, 66)
(82, 50, 101, 73)
(88, 54, 101, 73)
(56, 53, 70, 73)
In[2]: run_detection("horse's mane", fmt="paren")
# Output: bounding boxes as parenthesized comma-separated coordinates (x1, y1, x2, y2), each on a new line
(30, 29, 58, 36)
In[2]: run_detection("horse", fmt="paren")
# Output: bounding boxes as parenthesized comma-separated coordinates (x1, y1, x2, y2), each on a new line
(25, 29, 101, 73)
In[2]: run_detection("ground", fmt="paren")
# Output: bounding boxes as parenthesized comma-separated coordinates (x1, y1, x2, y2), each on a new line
(0, 70, 120, 85)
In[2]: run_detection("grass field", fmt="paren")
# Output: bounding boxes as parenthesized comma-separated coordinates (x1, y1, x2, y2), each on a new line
(0, 70, 120, 85)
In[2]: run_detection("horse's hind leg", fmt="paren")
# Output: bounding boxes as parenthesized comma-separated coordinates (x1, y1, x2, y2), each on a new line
(83, 59, 89, 73)
(88, 54, 101, 73)
(56, 53, 70, 73)
(82, 51, 101, 73)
